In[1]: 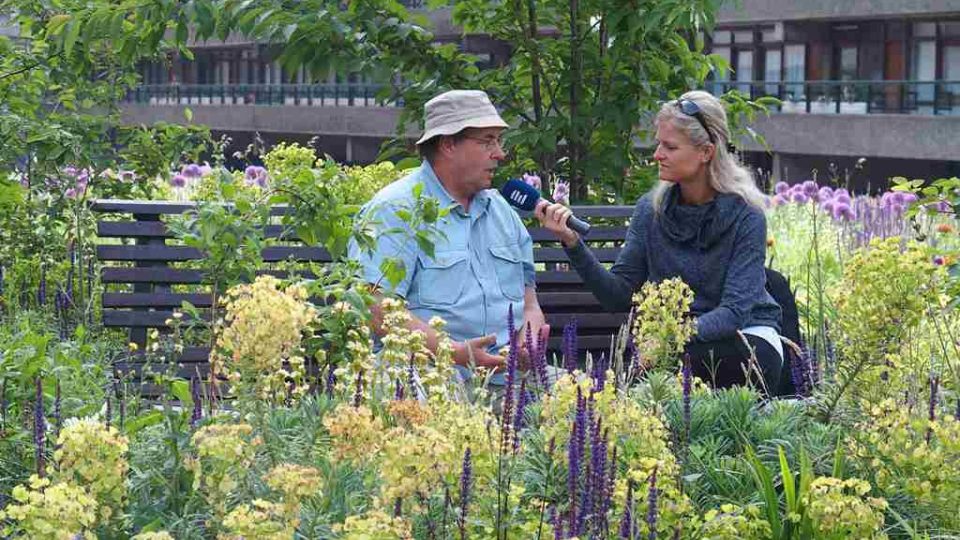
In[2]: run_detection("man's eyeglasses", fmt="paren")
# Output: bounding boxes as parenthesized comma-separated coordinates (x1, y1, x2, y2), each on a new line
(675, 99, 716, 145)
(463, 135, 505, 152)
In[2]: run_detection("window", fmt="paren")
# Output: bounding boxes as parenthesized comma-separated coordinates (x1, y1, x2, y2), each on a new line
(914, 22, 937, 38)
(762, 23, 784, 43)
(839, 46, 858, 80)
(714, 30, 732, 45)
(733, 30, 753, 44)
(713, 46, 731, 81)
(765, 49, 782, 94)
(736, 50, 754, 92)
(784, 44, 805, 81)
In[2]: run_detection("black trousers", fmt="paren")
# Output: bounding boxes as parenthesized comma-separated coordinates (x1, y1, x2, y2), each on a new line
(684, 334, 782, 396)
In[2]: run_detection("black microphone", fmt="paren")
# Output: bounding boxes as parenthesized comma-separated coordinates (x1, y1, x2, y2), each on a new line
(500, 178, 591, 237)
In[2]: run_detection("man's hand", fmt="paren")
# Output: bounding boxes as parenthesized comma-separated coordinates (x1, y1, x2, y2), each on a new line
(453, 334, 506, 372)
(534, 202, 580, 247)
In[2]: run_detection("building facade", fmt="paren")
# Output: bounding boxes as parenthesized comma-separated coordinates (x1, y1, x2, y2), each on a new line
(119, 1, 960, 186)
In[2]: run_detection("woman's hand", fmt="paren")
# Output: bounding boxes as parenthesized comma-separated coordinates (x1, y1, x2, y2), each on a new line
(534, 202, 580, 248)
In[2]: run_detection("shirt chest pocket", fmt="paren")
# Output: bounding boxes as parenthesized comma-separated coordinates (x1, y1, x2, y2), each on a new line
(416, 251, 469, 307)
(489, 244, 525, 302)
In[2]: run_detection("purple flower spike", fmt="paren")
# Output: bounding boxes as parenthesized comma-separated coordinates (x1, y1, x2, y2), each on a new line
(191, 377, 203, 429)
(502, 305, 520, 440)
(325, 364, 336, 398)
(54, 379, 62, 442)
(394, 378, 404, 401)
(790, 348, 807, 397)
(568, 388, 587, 532)
(458, 447, 472, 540)
(619, 479, 635, 539)
(646, 466, 659, 540)
(352, 370, 364, 408)
(512, 379, 529, 452)
(682, 357, 692, 444)
(927, 375, 939, 444)
(563, 320, 578, 372)
(34, 377, 45, 478)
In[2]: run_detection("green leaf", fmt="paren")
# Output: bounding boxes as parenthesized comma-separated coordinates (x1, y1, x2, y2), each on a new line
(184, 107, 193, 122)
(170, 379, 193, 407)
(124, 410, 164, 435)
(746, 446, 783, 539)
(63, 19, 81, 56)
(46, 14, 72, 36)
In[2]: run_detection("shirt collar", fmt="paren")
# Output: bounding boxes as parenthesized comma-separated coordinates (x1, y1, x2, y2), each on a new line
(421, 160, 491, 217)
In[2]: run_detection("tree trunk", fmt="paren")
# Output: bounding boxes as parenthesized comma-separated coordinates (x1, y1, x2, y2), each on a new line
(568, 0, 585, 200)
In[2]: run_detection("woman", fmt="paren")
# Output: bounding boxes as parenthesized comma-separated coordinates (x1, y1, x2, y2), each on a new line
(536, 90, 783, 393)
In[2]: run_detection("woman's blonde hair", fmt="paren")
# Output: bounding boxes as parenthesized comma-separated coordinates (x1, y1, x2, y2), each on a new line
(650, 90, 767, 211)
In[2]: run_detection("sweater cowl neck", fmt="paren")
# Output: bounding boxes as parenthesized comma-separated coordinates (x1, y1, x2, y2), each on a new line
(658, 183, 748, 249)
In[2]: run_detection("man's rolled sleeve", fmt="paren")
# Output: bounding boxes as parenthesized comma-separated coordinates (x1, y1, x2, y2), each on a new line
(347, 201, 418, 298)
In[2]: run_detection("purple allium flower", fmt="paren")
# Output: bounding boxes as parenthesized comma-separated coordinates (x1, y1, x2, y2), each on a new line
(831, 202, 855, 221)
(553, 179, 571, 206)
(34, 377, 45, 478)
(244, 165, 269, 188)
(182, 164, 203, 178)
(458, 447, 472, 540)
(646, 466, 659, 540)
(817, 186, 834, 201)
(170, 173, 187, 188)
(770, 194, 787, 206)
(619, 479, 635, 539)
(801, 180, 818, 196)
(774, 181, 790, 195)
(791, 191, 810, 204)
(199, 163, 213, 176)
(190, 377, 203, 429)
(833, 188, 851, 204)
(820, 199, 836, 214)
(563, 320, 578, 372)
(522, 173, 542, 190)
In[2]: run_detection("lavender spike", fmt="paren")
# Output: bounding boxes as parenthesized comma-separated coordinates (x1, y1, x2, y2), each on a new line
(37, 266, 46, 307)
(568, 387, 587, 533)
(502, 305, 520, 443)
(34, 377, 45, 477)
(53, 379, 62, 442)
(551, 504, 563, 540)
(458, 447, 472, 540)
(512, 379, 529, 452)
(352, 369, 364, 408)
(190, 377, 203, 428)
(325, 363, 336, 398)
(927, 374, 939, 444)
(394, 378, 404, 401)
(563, 320, 578, 372)
(646, 466, 659, 540)
(619, 479, 635, 539)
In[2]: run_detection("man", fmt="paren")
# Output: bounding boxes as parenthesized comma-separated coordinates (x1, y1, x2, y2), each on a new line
(348, 89, 548, 379)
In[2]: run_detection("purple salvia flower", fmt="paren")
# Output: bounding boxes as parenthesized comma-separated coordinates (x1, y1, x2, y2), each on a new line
(394, 378, 404, 401)
(568, 387, 587, 532)
(37, 266, 46, 306)
(591, 353, 608, 392)
(603, 443, 618, 534)
(563, 320, 578, 372)
(1, 378, 7, 432)
(190, 377, 203, 429)
(117, 379, 125, 431)
(394, 497, 402, 517)
(513, 379, 529, 452)
(353, 369, 364, 408)
(535, 329, 550, 392)
(551, 504, 564, 540)
(577, 457, 593, 536)
(53, 378, 62, 441)
(682, 356, 692, 456)
(503, 305, 520, 442)
(646, 466, 659, 540)
(325, 364, 336, 398)
(34, 377, 45, 478)
(927, 375, 939, 444)
(459, 447, 472, 540)
(590, 423, 608, 533)
(105, 386, 112, 427)
(619, 479, 635, 539)
(790, 348, 807, 397)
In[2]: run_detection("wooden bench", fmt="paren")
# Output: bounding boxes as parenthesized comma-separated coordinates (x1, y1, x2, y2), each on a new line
(92, 200, 635, 382)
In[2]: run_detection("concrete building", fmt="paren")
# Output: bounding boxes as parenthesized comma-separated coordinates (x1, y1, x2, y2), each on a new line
(119, 1, 960, 186)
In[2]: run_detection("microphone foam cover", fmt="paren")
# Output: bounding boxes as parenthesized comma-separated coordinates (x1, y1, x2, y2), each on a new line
(500, 179, 541, 211)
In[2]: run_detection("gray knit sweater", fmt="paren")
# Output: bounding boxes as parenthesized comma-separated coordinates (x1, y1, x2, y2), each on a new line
(564, 184, 781, 341)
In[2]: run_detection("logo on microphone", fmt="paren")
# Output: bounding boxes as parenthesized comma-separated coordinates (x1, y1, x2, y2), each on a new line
(508, 191, 529, 206)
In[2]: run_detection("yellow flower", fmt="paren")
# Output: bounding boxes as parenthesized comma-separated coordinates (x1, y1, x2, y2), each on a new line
(54, 417, 129, 522)
(805, 477, 888, 539)
(0, 475, 98, 539)
(323, 404, 385, 463)
(632, 277, 696, 370)
(131, 532, 176, 540)
(334, 509, 413, 539)
(263, 463, 322, 508)
(218, 499, 295, 540)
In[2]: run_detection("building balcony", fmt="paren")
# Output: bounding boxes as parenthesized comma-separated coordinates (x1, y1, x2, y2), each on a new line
(717, 0, 959, 24)
(706, 79, 960, 116)
(124, 83, 396, 108)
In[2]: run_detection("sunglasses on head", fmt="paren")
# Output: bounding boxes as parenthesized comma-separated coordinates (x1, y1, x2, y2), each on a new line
(675, 98, 717, 145)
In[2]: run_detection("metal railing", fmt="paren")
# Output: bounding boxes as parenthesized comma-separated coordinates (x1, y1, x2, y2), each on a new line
(706, 79, 960, 115)
(124, 83, 397, 107)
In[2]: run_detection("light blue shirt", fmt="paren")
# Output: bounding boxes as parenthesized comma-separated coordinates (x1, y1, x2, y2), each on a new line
(348, 161, 535, 352)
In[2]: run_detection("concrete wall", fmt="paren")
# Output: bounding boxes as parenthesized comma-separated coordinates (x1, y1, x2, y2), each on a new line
(734, 113, 960, 161)
(718, 0, 960, 24)
(120, 103, 417, 139)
